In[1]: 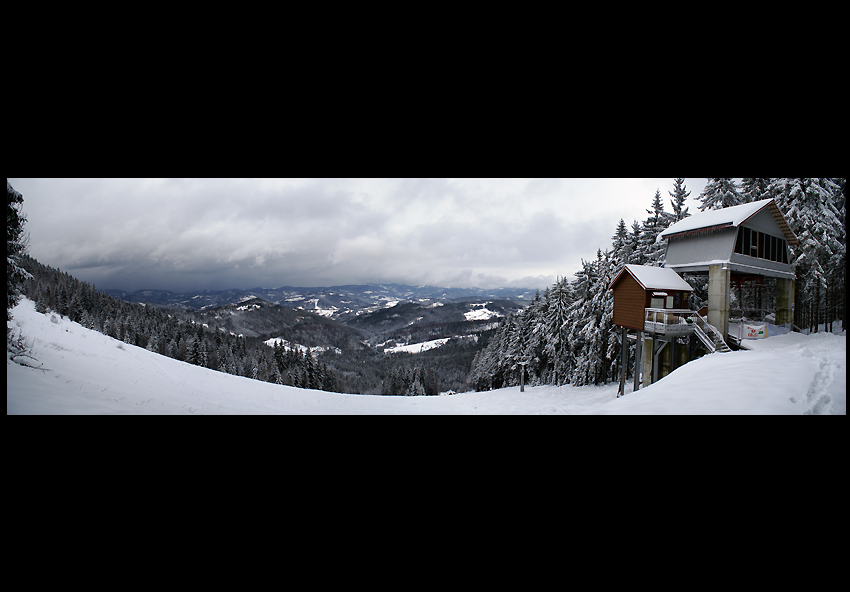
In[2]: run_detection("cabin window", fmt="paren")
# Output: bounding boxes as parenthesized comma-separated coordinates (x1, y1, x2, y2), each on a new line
(650, 297, 665, 309)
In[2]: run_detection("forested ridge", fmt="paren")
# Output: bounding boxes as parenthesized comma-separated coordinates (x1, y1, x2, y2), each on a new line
(468, 178, 846, 391)
(17, 254, 342, 392)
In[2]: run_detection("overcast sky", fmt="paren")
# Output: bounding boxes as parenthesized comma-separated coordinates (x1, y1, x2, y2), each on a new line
(8, 178, 711, 293)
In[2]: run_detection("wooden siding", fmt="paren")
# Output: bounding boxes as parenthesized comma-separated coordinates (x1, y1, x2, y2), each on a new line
(612, 271, 692, 331)
(612, 274, 648, 331)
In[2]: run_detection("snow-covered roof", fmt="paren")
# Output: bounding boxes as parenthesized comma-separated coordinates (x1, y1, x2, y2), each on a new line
(660, 198, 798, 245)
(609, 264, 693, 292)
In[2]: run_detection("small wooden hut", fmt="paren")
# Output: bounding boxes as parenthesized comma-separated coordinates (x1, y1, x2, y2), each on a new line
(609, 264, 694, 331)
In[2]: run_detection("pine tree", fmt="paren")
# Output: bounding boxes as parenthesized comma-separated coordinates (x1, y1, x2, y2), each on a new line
(629, 220, 643, 264)
(639, 189, 673, 265)
(569, 250, 614, 386)
(740, 178, 772, 203)
(189, 338, 201, 365)
(544, 276, 573, 385)
(272, 364, 284, 385)
(697, 178, 743, 211)
(611, 218, 632, 269)
(773, 178, 845, 330)
(406, 367, 426, 396)
(35, 291, 48, 314)
(7, 181, 32, 324)
(669, 178, 691, 222)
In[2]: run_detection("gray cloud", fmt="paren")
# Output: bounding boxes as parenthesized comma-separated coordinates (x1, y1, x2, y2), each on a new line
(9, 177, 709, 292)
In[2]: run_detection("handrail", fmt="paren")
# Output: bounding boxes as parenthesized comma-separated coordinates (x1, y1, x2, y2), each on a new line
(644, 308, 694, 332)
(692, 324, 716, 353)
(690, 311, 726, 345)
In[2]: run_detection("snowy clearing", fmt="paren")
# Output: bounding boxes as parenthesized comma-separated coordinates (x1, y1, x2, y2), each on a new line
(384, 338, 450, 354)
(7, 298, 845, 414)
(464, 305, 502, 321)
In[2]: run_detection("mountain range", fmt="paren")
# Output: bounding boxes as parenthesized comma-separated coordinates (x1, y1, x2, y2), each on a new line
(102, 283, 538, 321)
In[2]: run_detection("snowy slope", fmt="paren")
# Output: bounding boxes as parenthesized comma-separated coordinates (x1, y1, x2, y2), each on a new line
(585, 330, 845, 414)
(7, 298, 845, 415)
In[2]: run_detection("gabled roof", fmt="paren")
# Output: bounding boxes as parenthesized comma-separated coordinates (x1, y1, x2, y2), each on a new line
(660, 198, 799, 245)
(608, 264, 694, 292)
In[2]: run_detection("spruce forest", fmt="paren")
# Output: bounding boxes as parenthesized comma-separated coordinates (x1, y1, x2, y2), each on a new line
(9, 179, 846, 396)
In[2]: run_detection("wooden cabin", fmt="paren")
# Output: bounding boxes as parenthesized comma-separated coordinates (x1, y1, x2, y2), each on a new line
(609, 264, 694, 331)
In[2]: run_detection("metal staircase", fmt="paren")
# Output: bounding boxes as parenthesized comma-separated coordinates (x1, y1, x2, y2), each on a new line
(690, 313, 731, 353)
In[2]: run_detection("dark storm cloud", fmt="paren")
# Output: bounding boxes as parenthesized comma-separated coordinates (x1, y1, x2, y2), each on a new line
(8, 178, 709, 292)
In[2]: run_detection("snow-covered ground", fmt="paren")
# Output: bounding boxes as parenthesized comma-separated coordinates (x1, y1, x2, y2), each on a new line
(384, 338, 450, 354)
(7, 298, 845, 414)
(464, 304, 502, 321)
(262, 337, 341, 355)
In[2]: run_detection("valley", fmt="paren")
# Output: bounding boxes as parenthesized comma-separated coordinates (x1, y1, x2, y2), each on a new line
(176, 292, 529, 394)
(102, 281, 534, 395)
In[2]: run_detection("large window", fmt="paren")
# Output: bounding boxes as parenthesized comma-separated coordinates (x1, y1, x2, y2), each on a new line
(734, 227, 788, 264)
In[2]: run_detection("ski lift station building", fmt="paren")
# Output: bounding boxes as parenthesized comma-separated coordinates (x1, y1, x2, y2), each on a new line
(609, 198, 799, 392)
(659, 198, 799, 339)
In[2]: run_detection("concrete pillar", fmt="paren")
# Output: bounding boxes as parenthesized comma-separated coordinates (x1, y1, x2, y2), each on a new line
(708, 264, 731, 343)
(633, 331, 643, 392)
(776, 277, 795, 326)
(618, 326, 627, 397)
(659, 338, 671, 380)
(642, 336, 653, 388)
(677, 339, 689, 368)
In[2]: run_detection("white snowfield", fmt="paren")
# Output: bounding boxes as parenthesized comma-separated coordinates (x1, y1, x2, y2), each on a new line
(7, 298, 845, 415)
(383, 338, 450, 354)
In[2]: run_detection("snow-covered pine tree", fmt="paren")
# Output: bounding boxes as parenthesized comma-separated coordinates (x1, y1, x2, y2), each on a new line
(697, 178, 744, 211)
(612, 218, 630, 264)
(669, 178, 691, 222)
(543, 276, 573, 385)
(773, 178, 845, 330)
(406, 367, 426, 396)
(740, 178, 772, 204)
(629, 220, 643, 265)
(522, 291, 548, 385)
(272, 364, 284, 385)
(638, 189, 673, 266)
(608, 220, 633, 381)
(7, 181, 32, 326)
(568, 254, 602, 386)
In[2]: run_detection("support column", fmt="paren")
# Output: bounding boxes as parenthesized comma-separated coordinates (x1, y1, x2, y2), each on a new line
(708, 264, 731, 343)
(653, 340, 667, 383)
(776, 277, 795, 326)
(633, 331, 643, 392)
(618, 326, 627, 397)
(642, 335, 653, 388)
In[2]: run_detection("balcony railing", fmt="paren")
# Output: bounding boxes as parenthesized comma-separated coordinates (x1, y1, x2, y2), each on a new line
(643, 308, 697, 335)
